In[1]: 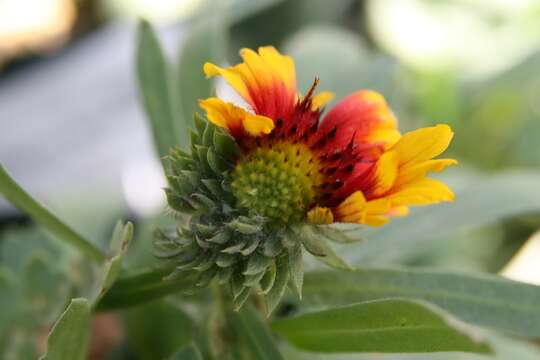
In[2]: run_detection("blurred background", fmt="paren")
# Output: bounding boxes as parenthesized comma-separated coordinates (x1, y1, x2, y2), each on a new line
(1, 0, 540, 358)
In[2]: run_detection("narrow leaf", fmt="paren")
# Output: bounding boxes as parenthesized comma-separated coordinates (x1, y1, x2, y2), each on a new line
(93, 221, 134, 305)
(137, 20, 185, 158)
(177, 14, 226, 131)
(303, 267, 540, 338)
(95, 267, 197, 311)
(0, 164, 105, 263)
(40, 298, 91, 360)
(271, 299, 491, 354)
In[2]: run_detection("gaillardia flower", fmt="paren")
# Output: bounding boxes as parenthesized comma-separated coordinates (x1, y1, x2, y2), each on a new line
(157, 46, 456, 312)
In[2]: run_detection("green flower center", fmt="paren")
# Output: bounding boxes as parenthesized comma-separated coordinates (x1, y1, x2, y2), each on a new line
(231, 141, 322, 223)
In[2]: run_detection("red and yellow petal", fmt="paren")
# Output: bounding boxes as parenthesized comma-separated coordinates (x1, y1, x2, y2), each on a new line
(316, 90, 401, 154)
(331, 123, 457, 224)
(203, 46, 296, 120)
(199, 97, 274, 139)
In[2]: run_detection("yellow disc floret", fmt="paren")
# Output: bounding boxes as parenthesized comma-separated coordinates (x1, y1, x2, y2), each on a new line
(231, 141, 323, 223)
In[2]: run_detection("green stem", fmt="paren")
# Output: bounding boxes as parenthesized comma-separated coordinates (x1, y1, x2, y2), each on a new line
(0, 164, 106, 263)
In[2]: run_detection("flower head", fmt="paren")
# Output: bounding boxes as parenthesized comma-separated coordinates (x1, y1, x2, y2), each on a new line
(158, 46, 456, 312)
(201, 46, 457, 227)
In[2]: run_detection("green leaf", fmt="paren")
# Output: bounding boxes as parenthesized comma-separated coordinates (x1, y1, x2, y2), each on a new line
(95, 267, 197, 311)
(137, 20, 185, 158)
(177, 13, 226, 132)
(0, 164, 106, 263)
(271, 299, 491, 354)
(40, 298, 91, 360)
(280, 331, 540, 360)
(124, 300, 194, 360)
(302, 267, 540, 338)
(229, 304, 284, 360)
(93, 221, 133, 305)
(344, 171, 540, 265)
(169, 343, 203, 360)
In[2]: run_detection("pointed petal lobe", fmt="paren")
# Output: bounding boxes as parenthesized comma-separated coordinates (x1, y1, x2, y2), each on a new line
(204, 46, 296, 120)
(199, 97, 274, 139)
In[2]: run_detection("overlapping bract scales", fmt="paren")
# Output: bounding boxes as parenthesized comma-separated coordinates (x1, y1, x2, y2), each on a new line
(156, 115, 292, 312)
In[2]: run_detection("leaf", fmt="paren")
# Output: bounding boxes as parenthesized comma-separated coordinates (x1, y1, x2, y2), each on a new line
(124, 300, 194, 360)
(343, 171, 540, 265)
(271, 299, 491, 354)
(169, 343, 203, 360)
(93, 221, 134, 305)
(228, 304, 284, 360)
(0, 164, 106, 263)
(302, 267, 540, 338)
(280, 331, 540, 360)
(137, 20, 185, 158)
(40, 298, 91, 360)
(177, 12, 226, 132)
(95, 267, 198, 311)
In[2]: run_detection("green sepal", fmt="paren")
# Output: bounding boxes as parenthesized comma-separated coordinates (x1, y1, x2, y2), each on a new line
(207, 148, 230, 174)
(259, 261, 277, 295)
(243, 254, 272, 276)
(213, 130, 239, 162)
(193, 113, 206, 134)
(299, 226, 352, 271)
(287, 244, 303, 299)
(233, 287, 251, 311)
(265, 255, 289, 316)
(313, 224, 363, 244)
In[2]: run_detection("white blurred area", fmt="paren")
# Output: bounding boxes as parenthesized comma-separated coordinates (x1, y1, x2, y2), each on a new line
(368, 0, 540, 80)
(0, 0, 76, 62)
(0, 0, 202, 65)
(102, 0, 202, 23)
(502, 231, 540, 286)
(121, 159, 167, 217)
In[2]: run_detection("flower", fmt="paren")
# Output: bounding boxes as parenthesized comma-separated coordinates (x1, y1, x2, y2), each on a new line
(158, 46, 456, 313)
(200, 46, 457, 227)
